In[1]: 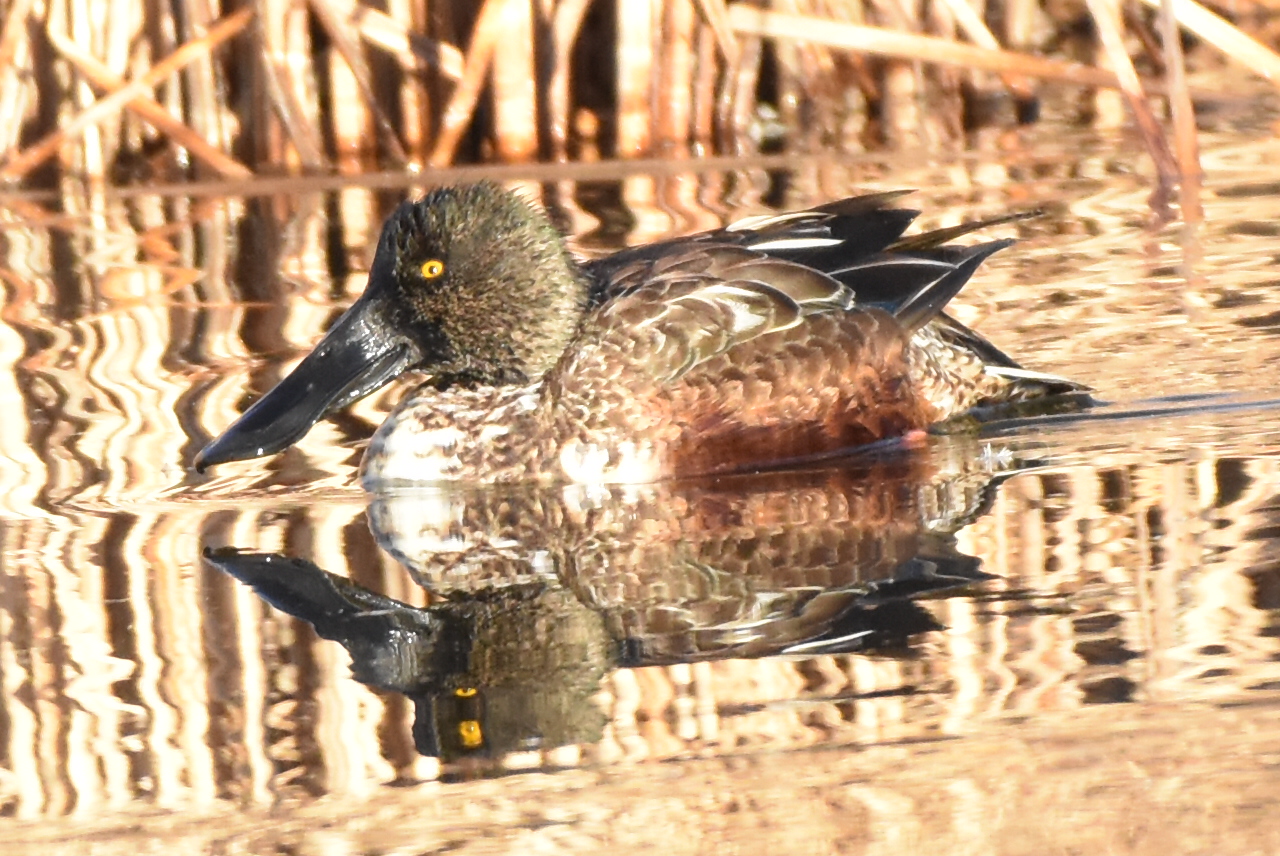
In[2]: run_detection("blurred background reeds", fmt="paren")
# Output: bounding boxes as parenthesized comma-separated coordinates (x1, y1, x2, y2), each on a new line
(4, 0, 1280, 198)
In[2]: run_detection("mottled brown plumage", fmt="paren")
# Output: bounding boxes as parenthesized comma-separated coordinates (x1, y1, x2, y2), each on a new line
(194, 182, 1088, 482)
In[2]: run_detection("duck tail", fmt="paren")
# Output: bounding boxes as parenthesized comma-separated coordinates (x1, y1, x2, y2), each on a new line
(890, 240, 1012, 332)
(980, 364, 1091, 396)
(887, 208, 1042, 253)
(887, 208, 1041, 332)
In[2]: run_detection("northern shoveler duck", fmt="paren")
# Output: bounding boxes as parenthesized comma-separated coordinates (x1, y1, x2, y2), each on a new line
(194, 182, 1086, 484)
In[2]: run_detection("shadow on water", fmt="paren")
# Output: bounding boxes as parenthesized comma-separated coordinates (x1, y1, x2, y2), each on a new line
(983, 391, 1280, 434)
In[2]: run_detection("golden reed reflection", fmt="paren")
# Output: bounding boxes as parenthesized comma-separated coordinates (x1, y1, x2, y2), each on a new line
(0, 432, 1274, 817)
(0, 157, 1278, 835)
(205, 441, 1012, 765)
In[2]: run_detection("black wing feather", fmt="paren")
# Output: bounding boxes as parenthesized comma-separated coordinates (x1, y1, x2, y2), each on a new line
(583, 192, 1033, 329)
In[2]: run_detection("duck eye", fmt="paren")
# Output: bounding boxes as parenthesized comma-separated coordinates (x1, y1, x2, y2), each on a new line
(420, 259, 445, 279)
(457, 720, 483, 749)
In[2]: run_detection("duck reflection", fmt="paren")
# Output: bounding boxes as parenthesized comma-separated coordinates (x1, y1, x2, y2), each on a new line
(206, 437, 1022, 762)
(204, 552, 613, 761)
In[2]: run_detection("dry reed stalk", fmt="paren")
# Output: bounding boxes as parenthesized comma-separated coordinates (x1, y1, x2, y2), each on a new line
(491, 0, 538, 161)
(548, 0, 593, 160)
(140, 3, 181, 145)
(392, 0, 431, 166)
(769, 4, 802, 139)
(934, 0, 1036, 100)
(691, 22, 718, 151)
(310, 0, 409, 165)
(763, 0, 818, 148)
(880, 61, 922, 147)
(1120, 5, 1166, 71)
(0, 0, 34, 71)
(922, 0, 966, 146)
(617, 0, 657, 156)
(725, 5, 1137, 91)
(177, 0, 228, 168)
(232, 4, 270, 168)
(428, 0, 506, 167)
(1090, 35, 1126, 129)
(321, 0, 464, 82)
(693, 0, 740, 66)
(1137, 0, 1280, 83)
(44, 27, 253, 179)
(1160, 0, 1203, 225)
(656, 0, 697, 150)
(286, 0, 327, 166)
(866, 0, 924, 148)
(326, 23, 375, 168)
(1083, 0, 1178, 215)
(0, 0, 37, 155)
(725, 35, 762, 154)
(254, 0, 327, 169)
(1004, 0, 1041, 52)
(0, 7, 254, 181)
(67, 0, 108, 184)
(0, 58, 31, 160)
(821, 1, 873, 148)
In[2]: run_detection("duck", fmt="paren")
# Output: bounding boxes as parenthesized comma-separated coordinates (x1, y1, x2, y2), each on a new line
(194, 182, 1087, 485)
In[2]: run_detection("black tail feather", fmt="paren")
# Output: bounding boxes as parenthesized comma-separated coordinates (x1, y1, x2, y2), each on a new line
(891, 240, 1012, 332)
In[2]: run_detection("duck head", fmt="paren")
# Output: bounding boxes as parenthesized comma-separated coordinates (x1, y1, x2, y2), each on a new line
(194, 183, 588, 472)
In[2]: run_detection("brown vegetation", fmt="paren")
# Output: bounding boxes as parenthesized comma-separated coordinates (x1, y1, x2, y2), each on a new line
(2, 0, 1280, 210)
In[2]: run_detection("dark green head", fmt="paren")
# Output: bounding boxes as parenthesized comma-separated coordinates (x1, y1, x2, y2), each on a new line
(195, 182, 588, 471)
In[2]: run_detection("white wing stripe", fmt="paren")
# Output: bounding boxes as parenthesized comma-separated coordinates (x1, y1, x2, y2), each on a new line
(748, 237, 844, 250)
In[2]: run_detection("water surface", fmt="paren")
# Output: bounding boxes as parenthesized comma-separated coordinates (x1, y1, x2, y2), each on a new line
(2, 121, 1280, 853)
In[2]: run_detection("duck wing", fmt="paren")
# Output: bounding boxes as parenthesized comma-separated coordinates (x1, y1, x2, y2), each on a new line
(565, 222, 1019, 390)
(582, 192, 1035, 321)
(599, 193, 1083, 395)
(582, 190, 916, 303)
(563, 247, 859, 388)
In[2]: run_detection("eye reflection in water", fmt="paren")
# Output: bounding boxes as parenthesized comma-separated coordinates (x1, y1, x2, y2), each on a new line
(204, 436, 1024, 765)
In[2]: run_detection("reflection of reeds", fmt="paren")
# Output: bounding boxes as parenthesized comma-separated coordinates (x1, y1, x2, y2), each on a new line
(5, 0, 1280, 209)
(2, 167, 1280, 823)
(1, 448, 1277, 817)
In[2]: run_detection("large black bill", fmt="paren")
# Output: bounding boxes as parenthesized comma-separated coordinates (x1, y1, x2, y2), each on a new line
(194, 298, 414, 472)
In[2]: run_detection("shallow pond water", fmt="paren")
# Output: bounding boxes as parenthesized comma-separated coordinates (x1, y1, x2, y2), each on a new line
(3, 114, 1280, 854)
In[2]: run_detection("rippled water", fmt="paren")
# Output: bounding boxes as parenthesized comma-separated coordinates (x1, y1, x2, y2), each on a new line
(3, 118, 1280, 853)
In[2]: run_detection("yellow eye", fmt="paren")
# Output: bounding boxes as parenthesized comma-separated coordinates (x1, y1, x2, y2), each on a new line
(420, 258, 445, 278)
(458, 719, 484, 749)
(454, 687, 478, 698)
